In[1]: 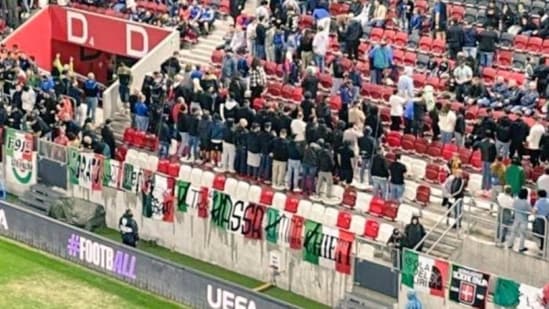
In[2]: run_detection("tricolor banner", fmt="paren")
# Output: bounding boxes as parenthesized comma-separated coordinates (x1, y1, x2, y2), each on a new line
(67, 148, 103, 191)
(401, 250, 449, 298)
(4, 128, 36, 186)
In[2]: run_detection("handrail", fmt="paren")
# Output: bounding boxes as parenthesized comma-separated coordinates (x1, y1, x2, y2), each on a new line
(496, 202, 549, 260)
(413, 198, 464, 252)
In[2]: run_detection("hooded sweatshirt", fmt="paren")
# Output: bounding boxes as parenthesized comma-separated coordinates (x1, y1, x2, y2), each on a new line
(406, 290, 423, 309)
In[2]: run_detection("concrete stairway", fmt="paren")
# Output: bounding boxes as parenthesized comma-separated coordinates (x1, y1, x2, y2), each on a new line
(178, 20, 229, 68)
(19, 183, 67, 215)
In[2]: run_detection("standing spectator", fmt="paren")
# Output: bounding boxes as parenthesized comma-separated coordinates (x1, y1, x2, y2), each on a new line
(291, 110, 306, 143)
(476, 135, 497, 192)
(432, 0, 448, 41)
(313, 4, 331, 33)
(302, 141, 319, 195)
(534, 190, 549, 252)
(449, 169, 466, 228)
(158, 117, 171, 159)
(507, 188, 533, 253)
(453, 59, 473, 102)
(210, 113, 224, 167)
(272, 129, 289, 189)
(316, 141, 335, 199)
(234, 118, 249, 175)
(505, 157, 526, 196)
(358, 127, 375, 184)
(331, 52, 345, 95)
(187, 109, 202, 162)
(221, 49, 238, 87)
(495, 112, 512, 158)
(462, 20, 478, 59)
(491, 156, 507, 203)
(370, 148, 390, 199)
(134, 95, 149, 132)
(369, 0, 387, 27)
(249, 58, 267, 101)
(255, 17, 267, 60)
(83, 72, 100, 123)
(229, 0, 244, 24)
(509, 113, 529, 160)
(301, 67, 320, 99)
(446, 19, 464, 60)
(397, 66, 414, 99)
(221, 119, 237, 173)
(298, 29, 314, 70)
(404, 216, 426, 251)
(454, 107, 466, 147)
(497, 186, 515, 243)
(313, 25, 329, 72)
(338, 140, 355, 186)
(527, 117, 546, 166)
(477, 25, 498, 67)
(438, 104, 457, 144)
(403, 97, 415, 134)
(246, 123, 261, 179)
(348, 101, 366, 129)
(412, 96, 426, 137)
(258, 122, 274, 182)
(286, 135, 303, 191)
(198, 112, 213, 162)
(538, 167, 549, 193)
(368, 39, 393, 85)
(101, 119, 116, 159)
(389, 153, 407, 202)
(345, 16, 363, 60)
(117, 63, 132, 112)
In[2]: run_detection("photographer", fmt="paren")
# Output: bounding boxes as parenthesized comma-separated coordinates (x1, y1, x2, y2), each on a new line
(119, 209, 139, 248)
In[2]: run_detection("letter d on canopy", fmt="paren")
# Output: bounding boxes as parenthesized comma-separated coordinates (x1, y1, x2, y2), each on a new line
(126, 24, 149, 58)
(67, 11, 88, 45)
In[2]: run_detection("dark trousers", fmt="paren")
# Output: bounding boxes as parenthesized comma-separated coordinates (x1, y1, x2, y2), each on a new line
(390, 116, 402, 131)
(530, 149, 540, 166)
(510, 142, 524, 160)
(346, 40, 360, 60)
(404, 118, 413, 134)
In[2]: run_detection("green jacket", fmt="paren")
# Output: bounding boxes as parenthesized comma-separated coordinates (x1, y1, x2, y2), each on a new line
(505, 164, 525, 195)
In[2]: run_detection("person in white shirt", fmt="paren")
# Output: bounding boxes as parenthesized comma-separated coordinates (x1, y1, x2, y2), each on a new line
(527, 116, 546, 166)
(537, 168, 549, 193)
(246, 19, 257, 56)
(21, 85, 36, 113)
(497, 186, 515, 243)
(453, 60, 473, 102)
(397, 66, 414, 98)
(438, 104, 457, 144)
(389, 89, 406, 131)
(230, 25, 246, 53)
(312, 26, 329, 72)
(255, 1, 270, 20)
(290, 111, 306, 143)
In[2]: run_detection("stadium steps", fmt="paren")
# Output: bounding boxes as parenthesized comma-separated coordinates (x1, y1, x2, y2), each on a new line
(19, 184, 66, 214)
(178, 21, 230, 68)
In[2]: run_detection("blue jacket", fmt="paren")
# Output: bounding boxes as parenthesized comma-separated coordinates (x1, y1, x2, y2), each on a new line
(404, 99, 415, 119)
(406, 291, 423, 309)
(83, 79, 99, 97)
(463, 27, 478, 47)
(134, 101, 148, 116)
(340, 84, 353, 106)
(409, 14, 423, 32)
(40, 77, 55, 92)
(221, 56, 237, 79)
(519, 89, 539, 108)
(210, 120, 224, 140)
(313, 8, 330, 20)
(200, 9, 215, 22)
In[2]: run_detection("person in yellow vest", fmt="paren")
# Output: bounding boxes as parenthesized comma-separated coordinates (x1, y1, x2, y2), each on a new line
(52, 53, 73, 76)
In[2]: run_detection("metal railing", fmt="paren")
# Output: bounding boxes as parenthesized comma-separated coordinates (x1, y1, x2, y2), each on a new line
(496, 203, 549, 260)
(414, 198, 465, 255)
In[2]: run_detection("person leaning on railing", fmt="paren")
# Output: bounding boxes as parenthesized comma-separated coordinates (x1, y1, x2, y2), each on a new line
(533, 190, 549, 252)
(507, 188, 533, 253)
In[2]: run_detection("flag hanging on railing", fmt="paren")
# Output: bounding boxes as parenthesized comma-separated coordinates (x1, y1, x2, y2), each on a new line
(4, 128, 36, 186)
(67, 148, 103, 191)
(449, 264, 490, 309)
(401, 250, 449, 298)
(493, 277, 544, 309)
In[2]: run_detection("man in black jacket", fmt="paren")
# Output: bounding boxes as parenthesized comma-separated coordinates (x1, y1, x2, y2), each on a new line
(446, 19, 464, 60)
(449, 169, 466, 228)
(221, 119, 237, 173)
(509, 112, 530, 160)
(477, 25, 498, 67)
(345, 18, 363, 60)
(475, 136, 497, 192)
(495, 111, 512, 158)
(101, 119, 116, 159)
(271, 129, 290, 189)
(315, 141, 335, 200)
(119, 209, 139, 247)
(358, 126, 375, 184)
(160, 52, 181, 77)
(370, 148, 390, 199)
(234, 119, 249, 175)
(246, 123, 261, 179)
(258, 122, 274, 183)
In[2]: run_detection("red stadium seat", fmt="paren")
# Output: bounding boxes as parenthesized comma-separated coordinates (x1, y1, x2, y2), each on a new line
(359, 42, 370, 55)
(369, 197, 385, 216)
(370, 28, 384, 42)
(364, 220, 380, 239)
(253, 98, 266, 110)
(299, 15, 314, 29)
(157, 159, 170, 174)
(145, 134, 158, 151)
(264, 61, 277, 75)
(211, 50, 224, 65)
(380, 106, 391, 123)
(260, 187, 274, 205)
(329, 95, 342, 111)
(426, 76, 441, 90)
(267, 81, 283, 97)
(319, 72, 333, 89)
(134, 131, 146, 148)
(442, 143, 459, 160)
(450, 6, 465, 20)
(496, 50, 512, 68)
(470, 150, 482, 170)
(418, 36, 432, 52)
(342, 187, 357, 209)
(414, 137, 429, 156)
(404, 52, 417, 66)
(393, 49, 405, 65)
(394, 32, 408, 48)
(401, 134, 416, 152)
(459, 147, 472, 166)
(415, 0, 428, 13)
(329, 2, 349, 15)
(168, 162, 180, 177)
(482, 67, 497, 85)
(542, 39, 549, 54)
(285, 195, 300, 213)
(425, 163, 441, 183)
(527, 37, 543, 53)
(383, 30, 396, 44)
(413, 73, 427, 88)
(415, 185, 431, 206)
(114, 144, 128, 162)
(513, 35, 528, 50)
(530, 165, 545, 183)
(427, 141, 443, 158)
(432, 39, 446, 54)
(386, 131, 402, 148)
(123, 127, 136, 145)
(213, 174, 226, 191)
(383, 200, 399, 221)
(337, 211, 352, 229)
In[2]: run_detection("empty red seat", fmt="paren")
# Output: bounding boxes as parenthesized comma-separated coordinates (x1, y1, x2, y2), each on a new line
(542, 39, 549, 54)
(337, 211, 352, 229)
(319, 72, 332, 88)
(401, 134, 416, 152)
(513, 35, 528, 50)
(425, 163, 441, 183)
(427, 141, 443, 158)
(253, 97, 266, 110)
(299, 15, 314, 29)
(260, 187, 274, 205)
(329, 2, 349, 15)
(364, 220, 380, 239)
(442, 143, 459, 160)
(418, 36, 432, 52)
(482, 67, 497, 84)
(393, 49, 405, 65)
(114, 144, 128, 162)
(168, 162, 180, 177)
(497, 50, 513, 68)
(329, 95, 342, 111)
(134, 131, 146, 148)
(145, 134, 158, 151)
(383, 30, 396, 44)
(285, 195, 300, 213)
(426, 76, 441, 90)
(386, 131, 402, 148)
(414, 138, 429, 155)
(383, 200, 399, 221)
(415, 185, 431, 206)
(458, 147, 472, 165)
(527, 37, 543, 53)
(358, 42, 370, 55)
(341, 187, 357, 208)
(267, 81, 283, 97)
(404, 52, 417, 66)
(157, 159, 170, 174)
(369, 197, 385, 216)
(530, 165, 545, 183)
(432, 39, 446, 54)
(370, 28, 384, 42)
(123, 127, 136, 145)
(264, 61, 277, 75)
(413, 73, 427, 88)
(394, 32, 408, 47)
(213, 174, 226, 191)
(450, 6, 465, 20)
(470, 150, 482, 170)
